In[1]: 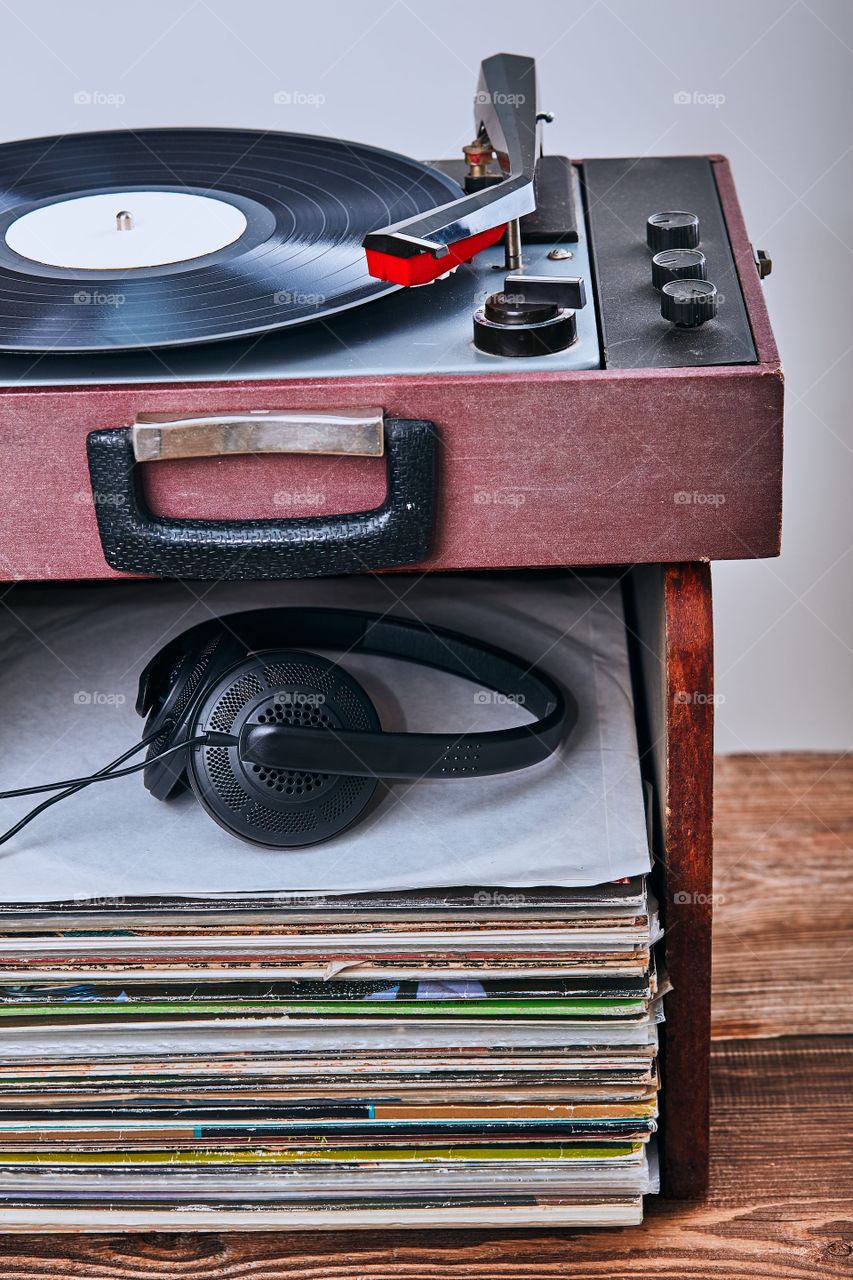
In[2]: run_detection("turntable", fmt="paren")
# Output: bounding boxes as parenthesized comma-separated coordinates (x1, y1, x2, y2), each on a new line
(0, 51, 782, 581)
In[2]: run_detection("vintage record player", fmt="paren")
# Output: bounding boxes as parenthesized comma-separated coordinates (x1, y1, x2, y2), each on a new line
(0, 50, 783, 1212)
(0, 51, 781, 583)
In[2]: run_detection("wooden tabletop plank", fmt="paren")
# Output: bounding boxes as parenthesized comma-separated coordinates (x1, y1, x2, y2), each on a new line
(712, 752, 853, 1040)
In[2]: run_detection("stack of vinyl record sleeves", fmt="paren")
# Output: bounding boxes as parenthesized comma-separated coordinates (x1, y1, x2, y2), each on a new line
(0, 573, 661, 1229)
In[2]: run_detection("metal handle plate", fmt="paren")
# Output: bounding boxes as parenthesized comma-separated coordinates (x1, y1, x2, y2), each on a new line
(131, 408, 385, 462)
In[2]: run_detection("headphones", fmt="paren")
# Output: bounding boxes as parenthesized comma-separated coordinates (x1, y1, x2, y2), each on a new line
(0, 608, 576, 851)
(137, 608, 576, 848)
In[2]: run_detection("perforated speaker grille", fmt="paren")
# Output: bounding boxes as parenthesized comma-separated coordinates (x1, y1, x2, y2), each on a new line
(263, 662, 335, 692)
(247, 695, 334, 805)
(245, 801, 320, 836)
(321, 776, 365, 823)
(188, 650, 380, 849)
(209, 671, 264, 732)
(205, 747, 248, 812)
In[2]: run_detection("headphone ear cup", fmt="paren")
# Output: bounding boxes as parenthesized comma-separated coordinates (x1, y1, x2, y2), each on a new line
(142, 631, 227, 801)
(186, 650, 381, 849)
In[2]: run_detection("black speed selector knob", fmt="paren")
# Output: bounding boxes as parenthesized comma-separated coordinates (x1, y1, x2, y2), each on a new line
(651, 248, 706, 289)
(646, 210, 700, 252)
(473, 272, 586, 357)
(661, 278, 718, 327)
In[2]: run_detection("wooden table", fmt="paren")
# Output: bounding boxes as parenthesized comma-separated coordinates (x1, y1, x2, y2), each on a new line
(2, 751, 850, 1278)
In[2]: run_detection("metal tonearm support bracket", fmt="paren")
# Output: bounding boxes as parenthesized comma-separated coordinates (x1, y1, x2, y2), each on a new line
(363, 52, 539, 286)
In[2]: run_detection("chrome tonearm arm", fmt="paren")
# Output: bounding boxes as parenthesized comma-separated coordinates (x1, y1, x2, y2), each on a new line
(363, 52, 539, 285)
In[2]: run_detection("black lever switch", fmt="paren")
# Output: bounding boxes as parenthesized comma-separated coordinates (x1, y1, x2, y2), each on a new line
(473, 272, 586, 357)
(501, 272, 587, 310)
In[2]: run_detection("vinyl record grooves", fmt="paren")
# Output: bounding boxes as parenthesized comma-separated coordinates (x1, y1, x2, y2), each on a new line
(0, 128, 463, 352)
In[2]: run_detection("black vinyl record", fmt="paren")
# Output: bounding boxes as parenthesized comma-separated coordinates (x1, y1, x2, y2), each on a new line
(0, 128, 463, 353)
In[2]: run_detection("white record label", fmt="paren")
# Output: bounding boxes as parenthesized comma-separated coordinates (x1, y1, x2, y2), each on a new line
(5, 190, 248, 270)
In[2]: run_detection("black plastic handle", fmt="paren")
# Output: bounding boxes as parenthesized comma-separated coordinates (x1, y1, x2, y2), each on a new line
(85, 417, 437, 580)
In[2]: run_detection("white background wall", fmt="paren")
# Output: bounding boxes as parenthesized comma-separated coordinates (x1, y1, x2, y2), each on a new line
(0, 0, 850, 751)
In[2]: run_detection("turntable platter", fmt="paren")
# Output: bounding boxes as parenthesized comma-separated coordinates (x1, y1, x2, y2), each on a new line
(0, 128, 463, 353)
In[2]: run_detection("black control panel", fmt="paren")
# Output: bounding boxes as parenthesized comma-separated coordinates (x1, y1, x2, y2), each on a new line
(582, 157, 757, 369)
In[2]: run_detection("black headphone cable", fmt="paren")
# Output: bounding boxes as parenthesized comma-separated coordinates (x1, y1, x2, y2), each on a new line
(0, 731, 236, 847)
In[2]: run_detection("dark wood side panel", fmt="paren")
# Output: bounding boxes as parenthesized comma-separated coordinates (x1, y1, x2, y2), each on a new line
(629, 562, 714, 1198)
(660, 562, 714, 1196)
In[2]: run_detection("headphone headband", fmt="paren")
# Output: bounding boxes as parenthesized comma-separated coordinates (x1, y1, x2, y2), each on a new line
(141, 608, 575, 784)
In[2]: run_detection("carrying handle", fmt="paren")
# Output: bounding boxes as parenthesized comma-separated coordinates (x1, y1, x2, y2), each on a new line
(85, 413, 437, 581)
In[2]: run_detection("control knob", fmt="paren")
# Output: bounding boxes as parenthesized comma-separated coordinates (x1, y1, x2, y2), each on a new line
(651, 248, 706, 289)
(660, 278, 718, 327)
(646, 210, 700, 252)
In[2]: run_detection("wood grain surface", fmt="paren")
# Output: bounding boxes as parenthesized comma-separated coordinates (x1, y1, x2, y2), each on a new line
(657, 562, 714, 1197)
(713, 751, 853, 1039)
(1, 751, 851, 1277)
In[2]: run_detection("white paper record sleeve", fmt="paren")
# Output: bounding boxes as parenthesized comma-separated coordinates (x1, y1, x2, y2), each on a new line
(0, 573, 651, 901)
